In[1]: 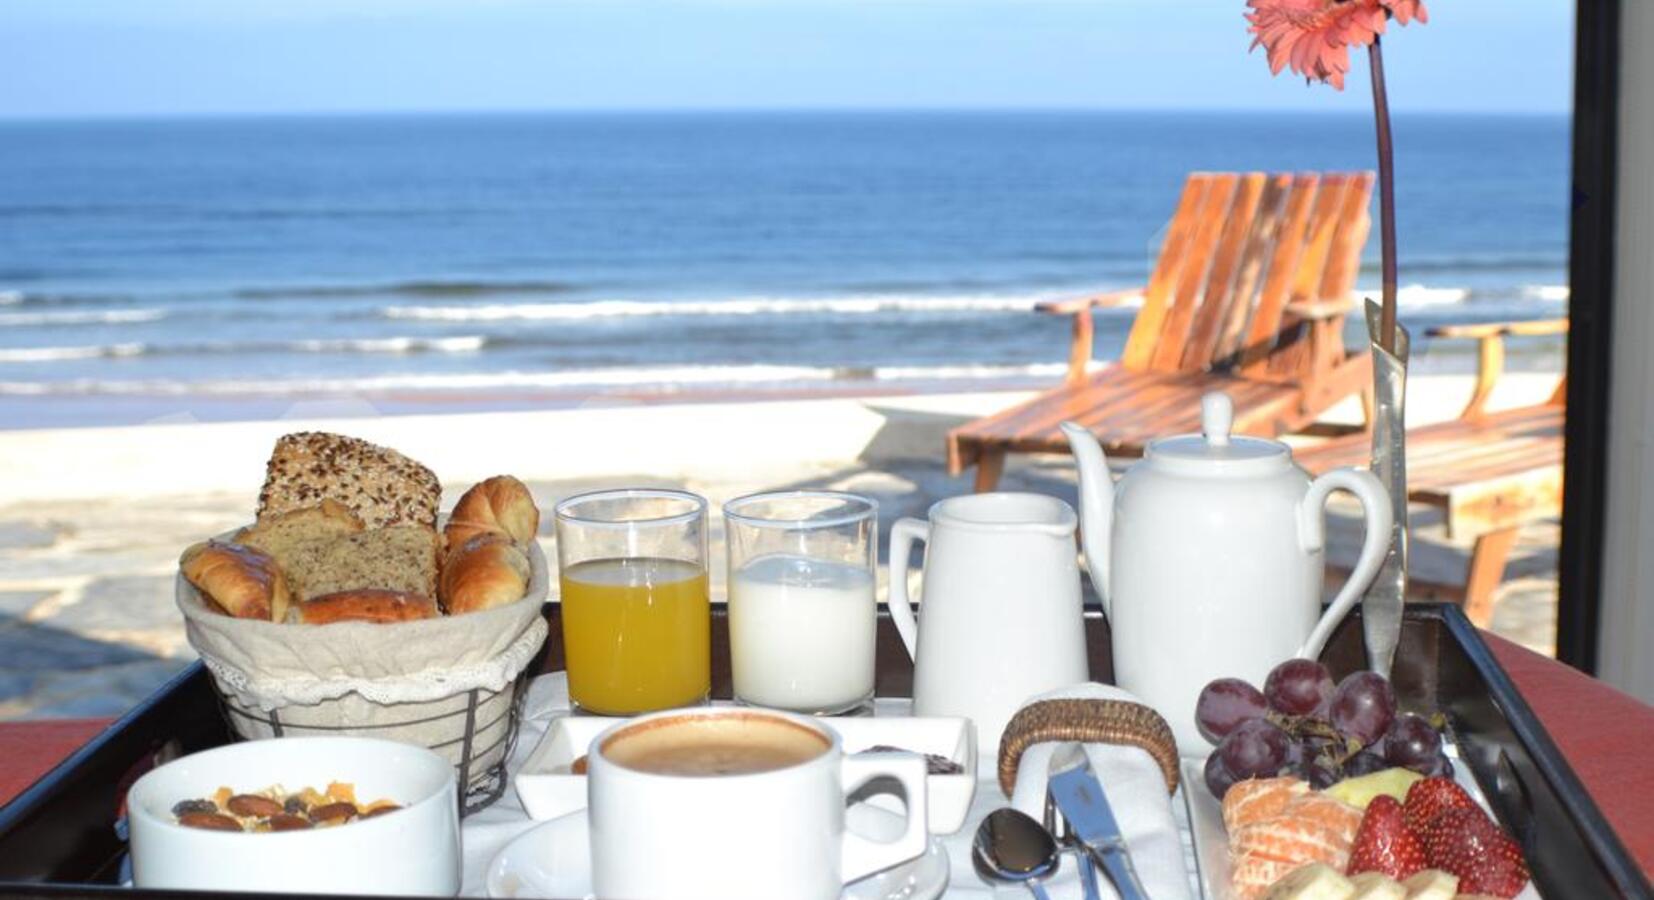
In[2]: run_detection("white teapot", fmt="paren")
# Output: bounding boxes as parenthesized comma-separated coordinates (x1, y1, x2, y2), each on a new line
(1061, 392, 1392, 754)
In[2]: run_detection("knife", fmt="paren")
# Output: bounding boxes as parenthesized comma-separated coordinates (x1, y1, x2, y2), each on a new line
(1045, 745, 1102, 900)
(1047, 744, 1151, 900)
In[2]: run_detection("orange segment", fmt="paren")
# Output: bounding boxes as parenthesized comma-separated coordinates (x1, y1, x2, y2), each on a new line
(1222, 776, 1309, 834)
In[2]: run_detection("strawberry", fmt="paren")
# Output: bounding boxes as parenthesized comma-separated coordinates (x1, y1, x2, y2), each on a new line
(1419, 807, 1530, 898)
(1346, 795, 1427, 879)
(1402, 776, 1478, 833)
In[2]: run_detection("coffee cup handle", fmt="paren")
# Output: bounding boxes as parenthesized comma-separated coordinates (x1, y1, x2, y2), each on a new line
(886, 518, 929, 660)
(838, 753, 930, 884)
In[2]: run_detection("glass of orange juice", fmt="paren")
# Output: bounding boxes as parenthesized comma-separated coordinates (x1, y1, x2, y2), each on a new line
(554, 488, 710, 715)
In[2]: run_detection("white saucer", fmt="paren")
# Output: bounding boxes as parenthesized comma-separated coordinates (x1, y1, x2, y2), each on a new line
(486, 803, 949, 900)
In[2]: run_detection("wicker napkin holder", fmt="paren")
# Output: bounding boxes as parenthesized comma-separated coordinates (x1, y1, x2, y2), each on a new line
(997, 697, 1182, 798)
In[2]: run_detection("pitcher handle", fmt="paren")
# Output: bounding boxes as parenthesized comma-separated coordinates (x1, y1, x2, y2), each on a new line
(1294, 467, 1394, 660)
(887, 517, 929, 661)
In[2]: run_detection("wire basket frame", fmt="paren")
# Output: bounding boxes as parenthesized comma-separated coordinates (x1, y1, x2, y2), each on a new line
(211, 668, 532, 817)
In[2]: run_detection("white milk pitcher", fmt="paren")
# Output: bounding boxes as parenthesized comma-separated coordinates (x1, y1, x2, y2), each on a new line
(888, 493, 1090, 753)
(1062, 393, 1392, 754)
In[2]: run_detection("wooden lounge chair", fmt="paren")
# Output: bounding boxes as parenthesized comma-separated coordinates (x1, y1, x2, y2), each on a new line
(947, 171, 1376, 491)
(1295, 318, 1567, 627)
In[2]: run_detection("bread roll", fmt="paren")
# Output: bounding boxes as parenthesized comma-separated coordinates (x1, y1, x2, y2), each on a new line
(444, 475, 539, 551)
(180, 541, 293, 622)
(288, 589, 438, 624)
(258, 432, 441, 530)
(439, 533, 531, 614)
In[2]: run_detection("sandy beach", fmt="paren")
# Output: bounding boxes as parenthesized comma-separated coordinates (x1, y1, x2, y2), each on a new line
(0, 369, 1563, 720)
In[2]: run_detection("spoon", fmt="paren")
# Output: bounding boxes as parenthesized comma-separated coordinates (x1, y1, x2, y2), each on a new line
(972, 807, 1059, 900)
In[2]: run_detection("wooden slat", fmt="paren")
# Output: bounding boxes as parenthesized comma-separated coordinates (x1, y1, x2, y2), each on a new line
(1238, 173, 1322, 371)
(1317, 172, 1374, 303)
(1215, 174, 1292, 363)
(949, 366, 1300, 458)
(1286, 175, 1351, 308)
(1150, 173, 1239, 372)
(1121, 176, 1211, 372)
(1292, 405, 1564, 538)
(1445, 466, 1564, 539)
(1182, 173, 1268, 371)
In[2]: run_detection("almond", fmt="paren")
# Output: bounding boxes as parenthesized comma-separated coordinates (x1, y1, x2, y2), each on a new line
(266, 813, 312, 831)
(310, 801, 358, 824)
(227, 794, 285, 818)
(178, 812, 243, 832)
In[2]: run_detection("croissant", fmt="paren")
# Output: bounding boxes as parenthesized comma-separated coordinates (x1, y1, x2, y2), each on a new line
(287, 589, 438, 624)
(180, 541, 293, 622)
(444, 475, 538, 551)
(439, 533, 531, 614)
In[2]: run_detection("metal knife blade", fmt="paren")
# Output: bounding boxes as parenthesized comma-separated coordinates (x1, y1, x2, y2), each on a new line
(1047, 744, 1102, 900)
(1047, 745, 1151, 900)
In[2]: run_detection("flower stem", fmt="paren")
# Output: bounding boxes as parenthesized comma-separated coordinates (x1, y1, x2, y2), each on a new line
(1367, 38, 1399, 352)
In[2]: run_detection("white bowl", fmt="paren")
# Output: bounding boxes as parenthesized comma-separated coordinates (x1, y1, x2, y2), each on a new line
(127, 736, 460, 896)
(513, 713, 976, 834)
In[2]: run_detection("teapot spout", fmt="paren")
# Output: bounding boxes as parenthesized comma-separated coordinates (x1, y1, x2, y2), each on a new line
(1059, 421, 1114, 617)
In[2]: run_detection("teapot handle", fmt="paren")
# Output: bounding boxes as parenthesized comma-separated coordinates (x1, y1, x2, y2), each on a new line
(886, 517, 929, 661)
(1294, 467, 1394, 660)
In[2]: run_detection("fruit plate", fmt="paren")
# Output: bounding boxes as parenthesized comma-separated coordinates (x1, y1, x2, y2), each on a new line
(1181, 750, 1545, 899)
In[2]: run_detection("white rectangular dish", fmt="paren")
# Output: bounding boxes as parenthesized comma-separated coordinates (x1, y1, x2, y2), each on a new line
(1181, 751, 1544, 900)
(513, 713, 977, 834)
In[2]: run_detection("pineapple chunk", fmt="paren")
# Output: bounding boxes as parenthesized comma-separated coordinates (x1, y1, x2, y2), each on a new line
(1348, 872, 1407, 900)
(1401, 869, 1460, 900)
(1261, 863, 1356, 900)
(1324, 767, 1425, 810)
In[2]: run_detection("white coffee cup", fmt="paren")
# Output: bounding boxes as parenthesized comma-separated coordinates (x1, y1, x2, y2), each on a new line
(587, 707, 930, 900)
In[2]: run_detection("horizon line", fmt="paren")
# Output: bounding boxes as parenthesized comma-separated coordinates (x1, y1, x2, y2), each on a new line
(0, 104, 1571, 124)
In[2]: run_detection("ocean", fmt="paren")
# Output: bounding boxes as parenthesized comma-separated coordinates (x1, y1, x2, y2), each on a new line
(0, 111, 1569, 429)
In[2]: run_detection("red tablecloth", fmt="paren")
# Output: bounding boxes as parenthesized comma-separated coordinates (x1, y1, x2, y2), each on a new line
(2, 640, 1651, 880)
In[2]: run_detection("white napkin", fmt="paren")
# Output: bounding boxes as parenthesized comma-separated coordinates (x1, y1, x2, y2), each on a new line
(941, 683, 1194, 900)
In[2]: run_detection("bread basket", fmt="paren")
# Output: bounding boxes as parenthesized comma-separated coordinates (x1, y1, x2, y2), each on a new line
(176, 530, 549, 815)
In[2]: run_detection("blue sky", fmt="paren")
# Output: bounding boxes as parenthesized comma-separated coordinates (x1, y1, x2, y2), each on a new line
(0, 1, 1572, 119)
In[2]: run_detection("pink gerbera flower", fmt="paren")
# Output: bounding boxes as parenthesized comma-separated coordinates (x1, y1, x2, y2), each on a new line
(1246, 0, 1429, 90)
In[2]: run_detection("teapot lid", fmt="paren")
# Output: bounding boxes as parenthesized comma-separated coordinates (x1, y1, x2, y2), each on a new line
(1145, 393, 1291, 471)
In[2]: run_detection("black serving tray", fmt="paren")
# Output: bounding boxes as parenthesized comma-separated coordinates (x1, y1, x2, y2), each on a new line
(0, 604, 1647, 899)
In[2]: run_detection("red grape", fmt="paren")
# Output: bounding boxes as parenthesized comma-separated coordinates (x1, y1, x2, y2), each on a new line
(1263, 658, 1335, 716)
(1329, 671, 1397, 745)
(1217, 719, 1289, 779)
(1345, 749, 1388, 777)
(1304, 756, 1340, 789)
(1383, 713, 1442, 771)
(1203, 751, 1240, 799)
(1195, 678, 1268, 742)
(1423, 752, 1455, 779)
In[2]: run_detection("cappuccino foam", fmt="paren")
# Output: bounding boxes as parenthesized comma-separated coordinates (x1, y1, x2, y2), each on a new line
(602, 713, 829, 777)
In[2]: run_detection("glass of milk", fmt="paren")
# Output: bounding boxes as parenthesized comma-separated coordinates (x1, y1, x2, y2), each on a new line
(723, 491, 878, 715)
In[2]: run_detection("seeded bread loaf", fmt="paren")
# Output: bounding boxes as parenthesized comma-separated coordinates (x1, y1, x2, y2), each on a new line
(293, 524, 441, 600)
(258, 432, 440, 530)
(233, 500, 364, 598)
